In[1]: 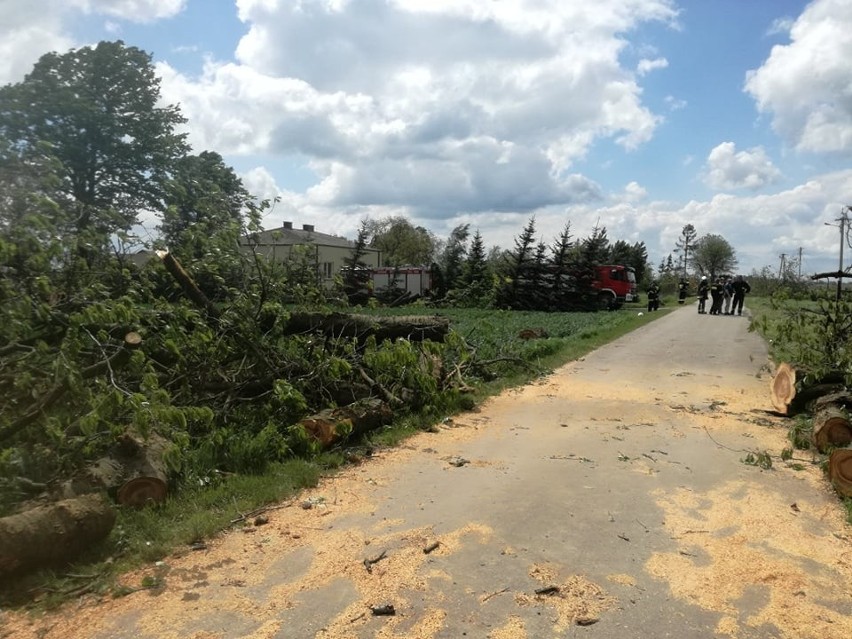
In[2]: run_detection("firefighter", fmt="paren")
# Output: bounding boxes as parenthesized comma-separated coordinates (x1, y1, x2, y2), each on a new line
(697, 276, 709, 314)
(646, 281, 661, 312)
(722, 276, 734, 315)
(677, 278, 689, 305)
(709, 277, 724, 315)
(731, 275, 751, 316)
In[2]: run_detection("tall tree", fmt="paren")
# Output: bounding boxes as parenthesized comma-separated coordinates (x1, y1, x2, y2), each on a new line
(495, 216, 538, 309)
(160, 151, 251, 260)
(691, 234, 738, 279)
(434, 223, 469, 297)
(365, 216, 437, 266)
(675, 224, 698, 278)
(0, 40, 188, 235)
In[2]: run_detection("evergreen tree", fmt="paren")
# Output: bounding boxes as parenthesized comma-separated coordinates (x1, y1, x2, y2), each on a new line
(495, 216, 538, 309)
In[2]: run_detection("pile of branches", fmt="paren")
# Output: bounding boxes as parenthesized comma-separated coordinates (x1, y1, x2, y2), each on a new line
(0, 249, 499, 521)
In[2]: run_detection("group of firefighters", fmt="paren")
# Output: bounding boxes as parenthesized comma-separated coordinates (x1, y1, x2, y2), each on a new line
(645, 275, 751, 315)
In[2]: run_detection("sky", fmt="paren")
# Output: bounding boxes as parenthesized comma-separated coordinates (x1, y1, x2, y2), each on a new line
(2, 0, 852, 275)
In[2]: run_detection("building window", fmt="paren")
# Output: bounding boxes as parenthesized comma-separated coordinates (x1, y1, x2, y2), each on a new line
(321, 262, 334, 279)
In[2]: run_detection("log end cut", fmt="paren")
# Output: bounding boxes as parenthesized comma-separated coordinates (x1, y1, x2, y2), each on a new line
(828, 449, 852, 498)
(770, 362, 797, 415)
(813, 407, 852, 453)
(117, 476, 168, 508)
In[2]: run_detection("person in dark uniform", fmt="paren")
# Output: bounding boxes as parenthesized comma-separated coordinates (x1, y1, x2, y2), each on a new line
(697, 276, 709, 314)
(647, 281, 661, 311)
(709, 277, 724, 315)
(677, 278, 689, 305)
(731, 275, 751, 316)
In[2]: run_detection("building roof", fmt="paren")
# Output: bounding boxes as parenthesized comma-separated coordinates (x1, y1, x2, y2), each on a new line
(247, 224, 378, 252)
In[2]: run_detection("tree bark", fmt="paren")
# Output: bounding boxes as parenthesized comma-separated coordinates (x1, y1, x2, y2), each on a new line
(283, 312, 449, 343)
(828, 448, 852, 498)
(113, 432, 170, 507)
(0, 494, 115, 578)
(156, 250, 219, 319)
(812, 406, 852, 453)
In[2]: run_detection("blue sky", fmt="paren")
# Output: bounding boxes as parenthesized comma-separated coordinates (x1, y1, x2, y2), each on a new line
(3, 0, 852, 274)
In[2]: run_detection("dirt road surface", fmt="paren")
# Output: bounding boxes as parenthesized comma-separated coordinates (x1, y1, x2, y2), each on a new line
(4, 305, 852, 639)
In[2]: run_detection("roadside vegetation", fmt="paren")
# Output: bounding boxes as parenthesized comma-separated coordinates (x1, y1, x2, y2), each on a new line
(748, 282, 852, 525)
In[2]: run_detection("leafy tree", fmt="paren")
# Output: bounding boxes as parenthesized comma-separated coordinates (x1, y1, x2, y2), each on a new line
(692, 234, 738, 279)
(160, 151, 250, 257)
(0, 40, 188, 236)
(674, 224, 698, 278)
(366, 216, 437, 266)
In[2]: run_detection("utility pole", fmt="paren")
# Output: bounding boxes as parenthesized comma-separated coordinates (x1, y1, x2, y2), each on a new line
(836, 209, 847, 301)
(778, 253, 786, 279)
(798, 247, 803, 279)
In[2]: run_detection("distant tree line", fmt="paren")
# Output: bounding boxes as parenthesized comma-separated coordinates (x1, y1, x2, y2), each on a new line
(352, 215, 651, 311)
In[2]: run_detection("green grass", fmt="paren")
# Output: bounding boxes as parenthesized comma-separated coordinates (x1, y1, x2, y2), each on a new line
(3, 305, 668, 609)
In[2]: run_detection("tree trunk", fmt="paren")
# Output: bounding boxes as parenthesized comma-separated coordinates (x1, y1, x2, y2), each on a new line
(828, 449, 852, 498)
(298, 399, 393, 449)
(284, 312, 450, 343)
(812, 406, 852, 453)
(769, 362, 845, 416)
(0, 495, 115, 578)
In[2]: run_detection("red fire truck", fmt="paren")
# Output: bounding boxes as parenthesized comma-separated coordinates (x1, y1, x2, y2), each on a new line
(593, 265, 638, 310)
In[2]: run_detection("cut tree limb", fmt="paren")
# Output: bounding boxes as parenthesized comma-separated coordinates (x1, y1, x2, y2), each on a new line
(298, 399, 393, 449)
(0, 494, 115, 578)
(828, 448, 852, 497)
(812, 407, 852, 453)
(0, 332, 143, 442)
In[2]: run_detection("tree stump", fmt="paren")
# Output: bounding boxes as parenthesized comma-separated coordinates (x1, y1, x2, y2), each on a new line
(812, 407, 852, 453)
(828, 449, 852, 498)
(770, 363, 798, 415)
(0, 494, 115, 578)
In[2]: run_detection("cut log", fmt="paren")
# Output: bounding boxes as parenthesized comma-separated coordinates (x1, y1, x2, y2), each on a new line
(114, 432, 170, 507)
(769, 362, 845, 416)
(284, 312, 450, 343)
(770, 363, 797, 414)
(812, 390, 852, 413)
(59, 432, 171, 506)
(298, 399, 393, 449)
(828, 448, 852, 498)
(812, 406, 852, 453)
(0, 494, 115, 578)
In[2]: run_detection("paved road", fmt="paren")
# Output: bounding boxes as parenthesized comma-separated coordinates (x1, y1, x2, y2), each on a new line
(8, 304, 852, 639)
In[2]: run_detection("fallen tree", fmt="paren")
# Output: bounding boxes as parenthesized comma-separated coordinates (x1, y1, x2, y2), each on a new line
(0, 494, 115, 578)
(298, 399, 394, 449)
(283, 312, 449, 343)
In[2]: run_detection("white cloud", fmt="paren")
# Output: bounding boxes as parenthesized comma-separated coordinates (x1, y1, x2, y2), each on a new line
(745, 0, 852, 153)
(161, 0, 678, 220)
(637, 57, 668, 76)
(703, 142, 781, 191)
(664, 95, 686, 111)
(69, 0, 187, 22)
(0, 1, 72, 84)
(621, 181, 648, 203)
